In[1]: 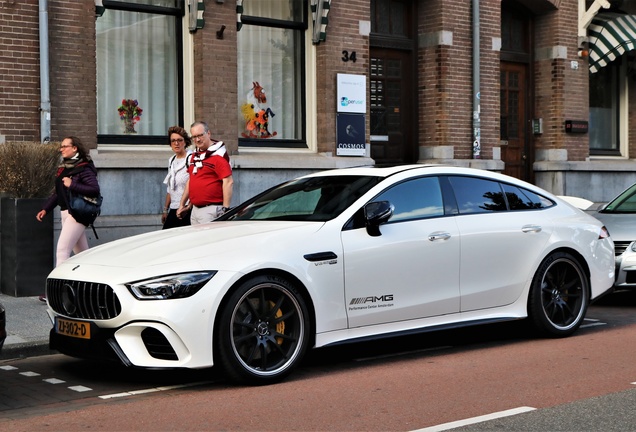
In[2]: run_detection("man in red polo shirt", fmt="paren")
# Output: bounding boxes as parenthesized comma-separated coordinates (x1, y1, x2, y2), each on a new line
(177, 121, 233, 224)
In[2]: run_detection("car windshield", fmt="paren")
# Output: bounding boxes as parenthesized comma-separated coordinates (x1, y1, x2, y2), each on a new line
(603, 183, 636, 213)
(226, 175, 382, 222)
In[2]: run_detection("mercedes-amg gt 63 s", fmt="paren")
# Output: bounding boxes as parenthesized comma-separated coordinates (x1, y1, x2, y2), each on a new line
(46, 165, 615, 385)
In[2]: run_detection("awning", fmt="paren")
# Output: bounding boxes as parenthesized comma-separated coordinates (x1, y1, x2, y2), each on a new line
(588, 12, 636, 73)
(311, 0, 331, 44)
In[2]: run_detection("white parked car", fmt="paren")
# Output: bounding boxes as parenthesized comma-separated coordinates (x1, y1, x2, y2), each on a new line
(46, 165, 615, 385)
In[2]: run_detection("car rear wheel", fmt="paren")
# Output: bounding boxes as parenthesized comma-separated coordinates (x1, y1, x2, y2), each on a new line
(528, 251, 589, 337)
(216, 274, 310, 385)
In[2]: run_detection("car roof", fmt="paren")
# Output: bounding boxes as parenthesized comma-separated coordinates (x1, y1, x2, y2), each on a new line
(298, 164, 555, 199)
(302, 164, 443, 178)
(302, 164, 519, 182)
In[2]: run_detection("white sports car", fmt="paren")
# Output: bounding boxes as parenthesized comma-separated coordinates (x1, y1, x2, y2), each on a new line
(46, 165, 615, 385)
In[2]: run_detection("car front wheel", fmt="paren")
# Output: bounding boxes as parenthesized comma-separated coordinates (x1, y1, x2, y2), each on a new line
(528, 251, 589, 337)
(216, 274, 310, 385)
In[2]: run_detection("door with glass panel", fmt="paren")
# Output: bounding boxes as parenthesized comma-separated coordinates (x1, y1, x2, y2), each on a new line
(370, 50, 414, 164)
(500, 62, 528, 181)
(370, 0, 416, 164)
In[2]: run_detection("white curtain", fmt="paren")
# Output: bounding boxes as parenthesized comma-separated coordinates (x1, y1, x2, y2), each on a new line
(96, 10, 178, 136)
(237, 1, 302, 140)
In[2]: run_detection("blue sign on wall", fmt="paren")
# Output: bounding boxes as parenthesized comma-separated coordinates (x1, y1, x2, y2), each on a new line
(337, 113, 365, 156)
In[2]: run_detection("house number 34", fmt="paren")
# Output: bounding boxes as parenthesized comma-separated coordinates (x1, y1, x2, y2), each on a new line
(342, 50, 357, 63)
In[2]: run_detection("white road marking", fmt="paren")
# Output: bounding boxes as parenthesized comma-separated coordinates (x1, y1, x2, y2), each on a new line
(580, 317, 606, 329)
(19, 371, 40, 377)
(580, 322, 607, 329)
(0, 365, 18, 370)
(68, 385, 93, 392)
(98, 381, 214, 399)
(411, 406, 537, 432)
(43, 378, 66, 384)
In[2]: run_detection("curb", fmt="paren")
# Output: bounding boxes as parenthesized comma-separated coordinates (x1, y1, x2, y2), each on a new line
(0, 340, 57, 361)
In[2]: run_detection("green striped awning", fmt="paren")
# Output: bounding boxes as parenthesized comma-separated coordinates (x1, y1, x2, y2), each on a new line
(588, 12, 636, 73)
(236, 0, 331, 44)
(311, 0, 331, 44)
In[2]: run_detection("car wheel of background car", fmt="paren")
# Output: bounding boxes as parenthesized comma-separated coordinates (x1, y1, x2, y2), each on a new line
(528, 251, 589, 337)
(215, 274, 311, 385)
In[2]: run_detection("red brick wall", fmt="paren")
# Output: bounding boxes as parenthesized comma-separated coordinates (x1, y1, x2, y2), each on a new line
(0, 1, 96, 146)
(478, 0, 501, 161)
(0, 1, 40, 142)
(315, 0, 370, 154)
(418, 0, 500, 160)
(534, 0, 589, 161)
(192, 1, 238, 154)
(49, 0, 97, 148)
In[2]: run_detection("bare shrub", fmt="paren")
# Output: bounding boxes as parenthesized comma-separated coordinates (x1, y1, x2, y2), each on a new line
(0, 142, 60, 198)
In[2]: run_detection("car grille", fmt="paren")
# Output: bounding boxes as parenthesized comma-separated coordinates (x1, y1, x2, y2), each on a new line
(47, 278, 122, 320)
(614, 241, 632, 257)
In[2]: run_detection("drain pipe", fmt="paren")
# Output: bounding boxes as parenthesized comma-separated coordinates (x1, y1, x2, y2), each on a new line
(472, 0, 481, 159)
(39, 0, 51, 143)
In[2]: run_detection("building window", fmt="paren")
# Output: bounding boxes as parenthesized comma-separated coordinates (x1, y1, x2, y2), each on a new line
(96, 0, 183, 144)
(589, 60, 622, 156)
(237, 1, 307, 148)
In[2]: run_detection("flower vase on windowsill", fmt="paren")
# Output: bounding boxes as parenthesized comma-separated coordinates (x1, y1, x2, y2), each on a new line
(123, 118, 137, 134)
(117, 98, 143, 135)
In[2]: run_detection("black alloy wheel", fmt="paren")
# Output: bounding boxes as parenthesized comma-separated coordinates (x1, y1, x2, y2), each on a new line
(528, 251, 589, 337)
(216, 274, 310, 385)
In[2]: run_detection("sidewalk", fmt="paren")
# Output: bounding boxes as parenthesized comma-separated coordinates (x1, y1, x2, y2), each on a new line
(0, 293, 56, 360)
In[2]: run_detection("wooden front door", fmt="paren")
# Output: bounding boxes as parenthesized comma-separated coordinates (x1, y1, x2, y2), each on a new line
(500, 62, 529, 181)
(370, 49, 414, 164)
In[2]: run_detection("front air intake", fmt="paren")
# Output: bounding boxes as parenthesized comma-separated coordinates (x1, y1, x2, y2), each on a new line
(141, 327, 178, 360)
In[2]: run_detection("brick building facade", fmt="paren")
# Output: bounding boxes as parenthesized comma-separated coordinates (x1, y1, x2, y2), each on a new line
(1, 0, 636, 246)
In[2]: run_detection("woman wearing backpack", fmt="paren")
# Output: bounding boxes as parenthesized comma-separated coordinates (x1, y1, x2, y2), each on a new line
(162, 126, 192, 229)
(36, 136, 100, 301)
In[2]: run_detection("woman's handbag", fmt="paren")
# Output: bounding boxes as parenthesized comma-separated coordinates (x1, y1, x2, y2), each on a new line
(67, 190, 103, 237)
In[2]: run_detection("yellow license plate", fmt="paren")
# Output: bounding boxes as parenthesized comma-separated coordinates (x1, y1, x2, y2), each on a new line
(56, 317, 91, 339)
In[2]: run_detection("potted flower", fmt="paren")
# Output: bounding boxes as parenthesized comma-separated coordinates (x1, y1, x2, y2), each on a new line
(0, 141, 60, 296)
(118, 99, 143, 134)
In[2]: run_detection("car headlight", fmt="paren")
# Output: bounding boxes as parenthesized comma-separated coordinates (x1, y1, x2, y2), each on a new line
(126, 271, 217, 300)
(631, 242, 636, 253)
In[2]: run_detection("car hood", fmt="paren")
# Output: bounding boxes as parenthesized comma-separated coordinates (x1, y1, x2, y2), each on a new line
(63, 221, 324, 269)
(593, 212, 635, 242)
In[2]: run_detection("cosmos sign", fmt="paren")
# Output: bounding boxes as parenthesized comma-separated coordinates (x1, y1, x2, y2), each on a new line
(336, 73, 366, 156)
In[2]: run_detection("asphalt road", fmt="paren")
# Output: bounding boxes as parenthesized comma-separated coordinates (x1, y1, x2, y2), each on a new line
(0, 290, 635, 431)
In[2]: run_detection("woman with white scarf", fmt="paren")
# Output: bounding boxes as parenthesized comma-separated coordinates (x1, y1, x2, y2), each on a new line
(162, 126, 192, 229)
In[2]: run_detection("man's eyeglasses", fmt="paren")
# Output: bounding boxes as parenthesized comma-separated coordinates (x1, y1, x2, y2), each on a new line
(170, 138, 185, 143)
(59, 145, 74, 149)
(192, 133, 207, 140)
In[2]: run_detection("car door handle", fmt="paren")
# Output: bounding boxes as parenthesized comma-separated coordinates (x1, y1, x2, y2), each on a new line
(521, 224, 542, 233)
(428, 231, 451, 241)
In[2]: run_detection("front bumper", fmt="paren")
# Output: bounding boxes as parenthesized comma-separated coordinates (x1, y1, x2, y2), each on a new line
(614, 243, 636, 290)
(49, 322, 122, 363)
(45, 271, 227, 369)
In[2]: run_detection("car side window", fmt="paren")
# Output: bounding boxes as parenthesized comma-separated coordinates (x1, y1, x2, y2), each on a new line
(374, 176, 444, 222)
(502, 183, 554, 210)
(448, 176, 507, 214)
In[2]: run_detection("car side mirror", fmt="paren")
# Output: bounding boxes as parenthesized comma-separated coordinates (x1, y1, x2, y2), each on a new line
(364, 201, 393, 237)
